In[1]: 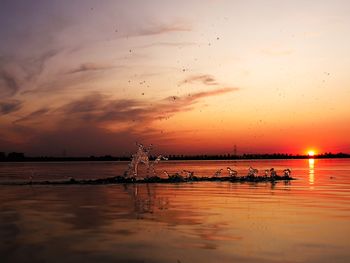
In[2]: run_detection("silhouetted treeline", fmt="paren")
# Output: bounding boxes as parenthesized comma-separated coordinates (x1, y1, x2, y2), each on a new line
(0, 152, 25, 161)
(0, 152, 130, 162)
(0, 151, 349, 162)
(164, 152, 350, 160)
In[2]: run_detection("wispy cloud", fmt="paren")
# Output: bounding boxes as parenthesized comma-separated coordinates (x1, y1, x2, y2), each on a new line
(166, 87, 238, 102)
(0, 48, 60, 97)
(137, 42, 197, 49)
(23, 49, 60, 81)
(15, 87, 238, 125)
(179, 74, 218, 86)
(137, 22, 192, 36)
(14, 107, 51, 124)
(63, 88, 237, 124)
(22, 61, 119, 95)
(66, 63, 116, 74)
(0, 70, 21, 97)
(0, 100, 22, 115)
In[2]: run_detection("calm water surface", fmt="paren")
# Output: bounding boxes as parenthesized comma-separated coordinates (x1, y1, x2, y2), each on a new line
(0, 159, 350, 263)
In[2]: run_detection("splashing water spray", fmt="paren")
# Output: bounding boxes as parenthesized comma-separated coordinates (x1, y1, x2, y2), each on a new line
(227, 167, 238, 177)
(125, 143, 168, 179)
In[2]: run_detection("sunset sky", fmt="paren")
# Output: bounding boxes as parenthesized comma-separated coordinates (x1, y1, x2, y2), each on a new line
(1, 0, 350, 156)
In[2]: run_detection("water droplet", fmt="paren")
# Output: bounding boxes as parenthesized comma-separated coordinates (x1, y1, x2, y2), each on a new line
(227, 167, 238, 177)
(125, 143, 167, 179)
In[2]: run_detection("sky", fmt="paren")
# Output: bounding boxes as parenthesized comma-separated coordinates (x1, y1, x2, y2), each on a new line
(0, 0, 350, 156)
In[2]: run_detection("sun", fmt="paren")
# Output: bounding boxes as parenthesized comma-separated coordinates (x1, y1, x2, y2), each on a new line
(307, 150, 315, 157)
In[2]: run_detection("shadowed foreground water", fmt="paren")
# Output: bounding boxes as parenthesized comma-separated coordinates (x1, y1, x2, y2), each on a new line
(0, 159, 350, 263)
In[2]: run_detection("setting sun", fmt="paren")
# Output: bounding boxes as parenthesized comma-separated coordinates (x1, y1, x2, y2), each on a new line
(307, 150, 316, 157)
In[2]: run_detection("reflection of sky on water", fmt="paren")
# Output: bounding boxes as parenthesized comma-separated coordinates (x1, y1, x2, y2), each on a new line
(1, 159, 350, 263)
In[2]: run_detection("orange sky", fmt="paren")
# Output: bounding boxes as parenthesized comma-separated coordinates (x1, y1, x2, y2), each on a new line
(0, 0, 350, 156)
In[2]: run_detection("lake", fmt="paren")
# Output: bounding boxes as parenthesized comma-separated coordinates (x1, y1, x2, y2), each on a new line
(0, 159, 350, 263)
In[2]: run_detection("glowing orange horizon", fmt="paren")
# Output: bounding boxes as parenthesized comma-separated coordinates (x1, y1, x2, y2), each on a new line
(307, 150, 316, 157)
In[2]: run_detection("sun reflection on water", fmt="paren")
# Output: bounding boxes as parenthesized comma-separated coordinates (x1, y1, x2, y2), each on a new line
(309, 158, 315, 185)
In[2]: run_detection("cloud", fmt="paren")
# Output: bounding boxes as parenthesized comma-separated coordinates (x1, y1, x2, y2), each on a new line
(59, 94, 151, 124)
(137, 42, 197, 49)
(0, 100, 22, 115)
(9, 87, 239, 155)
(15, 87, 238, 126)
(24, 49, 60, 80)
(22, 61, 118, 95)
(57, 87, 239, 125)
(67, 63, 116, 74)
(135, 21, 192, 37)
(0, 70, 20, 97)
(0, 48, 60, 96)
(179, 74, 218, 86)
(156, 87, 238, 119)
(163, 87, 238, 112)
(14, 107, 50, 124)
(168, 87, 238, 102)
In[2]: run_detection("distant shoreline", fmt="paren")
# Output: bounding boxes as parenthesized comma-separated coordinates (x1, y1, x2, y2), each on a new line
(0, 153, 349, 162)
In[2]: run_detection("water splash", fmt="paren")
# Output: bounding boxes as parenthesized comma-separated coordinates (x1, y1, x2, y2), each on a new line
(227, 167, 238, 177)
(214, 169, 223, 177)
(181, 170, 194, 179)
(164, 171, 184, 181)
(126, 143, 151, 178)
(148, 155, 168, 176)
(262, 168, 283, 178)
(248, 166, 259, 177)
(154, 155, 168, 164)
(163, 170, 195, 181)
(269, 168, 277, 177)
(283, 168, 291, 177)
(126, 143, 167, 178)
(264, 169, 270, 177)
(163, 171, 170, 178)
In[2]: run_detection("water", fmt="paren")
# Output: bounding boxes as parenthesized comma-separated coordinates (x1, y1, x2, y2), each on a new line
(1, 159, 350, 263)
(126, 143, 168, 178)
